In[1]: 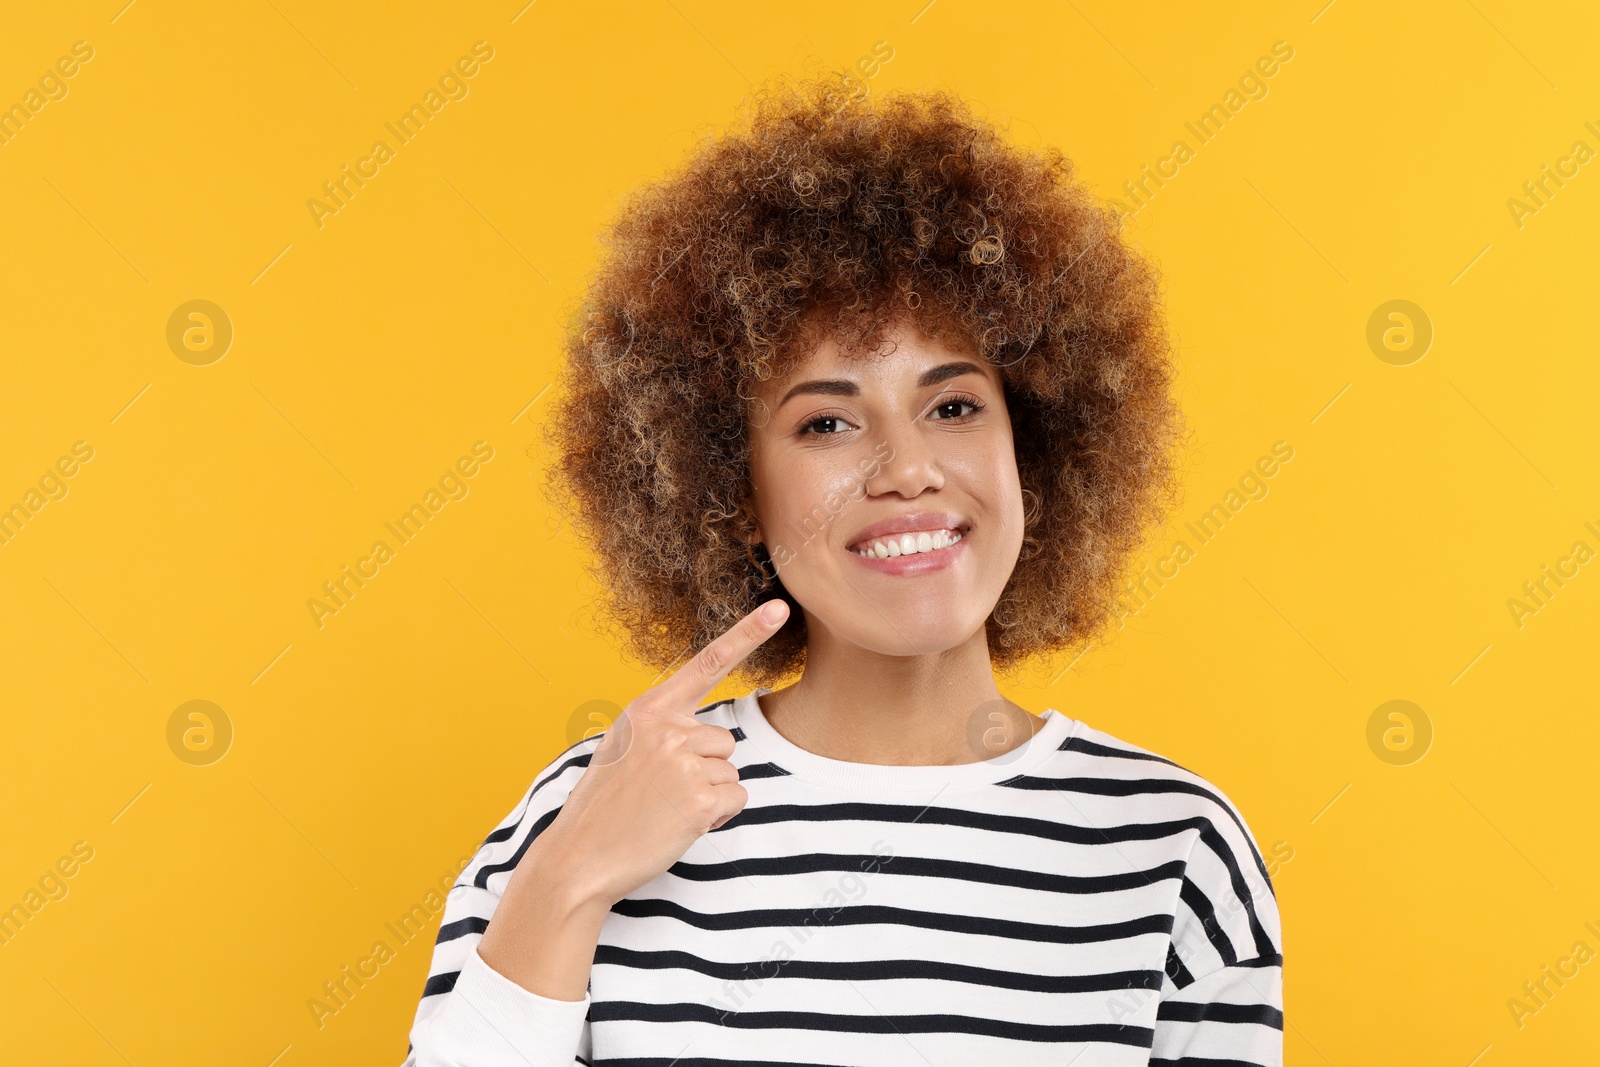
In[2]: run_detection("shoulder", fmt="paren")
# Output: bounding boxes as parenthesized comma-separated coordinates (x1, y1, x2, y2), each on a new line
(460, 698, 735, 893)
(1023, 718, 1283, 978)
(1036, 716, 1273, 844)
(493, 697, 741, 836)
(531, 697, 738, 792)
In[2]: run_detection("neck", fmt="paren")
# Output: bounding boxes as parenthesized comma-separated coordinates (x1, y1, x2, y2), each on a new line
(757, 617, 1041, 766)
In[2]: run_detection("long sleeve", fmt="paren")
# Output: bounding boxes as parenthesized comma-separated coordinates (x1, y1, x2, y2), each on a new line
(1150, 958, 1284, 1065)
(1150, 781, 1285, 1066)
(401, 742, 599, 1067)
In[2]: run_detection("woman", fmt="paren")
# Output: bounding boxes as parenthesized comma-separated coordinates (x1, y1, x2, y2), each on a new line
(403, 72, 1282, 1066)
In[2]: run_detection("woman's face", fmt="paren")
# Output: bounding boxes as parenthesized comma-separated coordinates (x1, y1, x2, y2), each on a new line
(745, 317, 1026, 659)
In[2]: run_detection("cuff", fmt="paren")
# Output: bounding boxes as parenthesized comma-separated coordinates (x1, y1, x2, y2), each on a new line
(416, 946, 590, 1066)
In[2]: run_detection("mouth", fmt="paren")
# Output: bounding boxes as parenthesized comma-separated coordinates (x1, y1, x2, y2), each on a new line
(848, 525, 968, 559)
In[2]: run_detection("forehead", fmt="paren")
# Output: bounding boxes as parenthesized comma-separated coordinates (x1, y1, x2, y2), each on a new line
(753, 314, 996, 401)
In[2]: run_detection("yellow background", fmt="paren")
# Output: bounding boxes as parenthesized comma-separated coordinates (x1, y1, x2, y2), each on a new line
(2, 1, 1596, 1063)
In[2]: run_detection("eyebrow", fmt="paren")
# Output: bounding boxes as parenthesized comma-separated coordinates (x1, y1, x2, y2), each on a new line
(777, 360, 987, 408)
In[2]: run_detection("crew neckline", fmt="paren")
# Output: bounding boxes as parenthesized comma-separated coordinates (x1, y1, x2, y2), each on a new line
(731, 686, 1076, 794)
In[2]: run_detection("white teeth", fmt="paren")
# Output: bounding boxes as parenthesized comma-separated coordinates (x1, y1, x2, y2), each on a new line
(855, 529, 963, 557)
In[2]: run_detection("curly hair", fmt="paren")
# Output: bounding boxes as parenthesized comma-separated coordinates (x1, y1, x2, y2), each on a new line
(544, 70, 1185, 687)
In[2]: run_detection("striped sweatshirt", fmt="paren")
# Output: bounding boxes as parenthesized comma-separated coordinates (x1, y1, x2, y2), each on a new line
(402, 686, 1284, 1066)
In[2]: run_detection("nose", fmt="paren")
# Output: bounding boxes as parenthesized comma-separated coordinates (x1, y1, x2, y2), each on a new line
(863, 419, 945, 499)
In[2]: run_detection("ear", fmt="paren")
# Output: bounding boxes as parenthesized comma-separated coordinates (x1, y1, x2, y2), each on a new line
(737, 486, 764, 544)
(741, 512, 765, 546)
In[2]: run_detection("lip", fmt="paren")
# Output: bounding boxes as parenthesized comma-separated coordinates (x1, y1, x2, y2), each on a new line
(848, 526, 970, 576)
(845, 510, 970, 553)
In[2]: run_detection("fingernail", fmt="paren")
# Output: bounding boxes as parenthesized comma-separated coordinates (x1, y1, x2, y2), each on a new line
(760, 600, 785, 624)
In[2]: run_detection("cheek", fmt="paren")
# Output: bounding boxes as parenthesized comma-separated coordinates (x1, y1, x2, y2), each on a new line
(958, 429, 1022, 500)
(782, 466, 867, 553)
(963, 433, 1026, 554)
(998, 450, 1025, 520)
(750, 453, 852, 553)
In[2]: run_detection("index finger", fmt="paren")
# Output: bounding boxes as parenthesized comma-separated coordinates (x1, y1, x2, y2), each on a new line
(647, 599, 791, 713)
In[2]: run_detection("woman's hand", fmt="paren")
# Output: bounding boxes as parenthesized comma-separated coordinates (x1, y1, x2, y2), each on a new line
(547, 597, 791, 908)
(476, 599, 791, 1001)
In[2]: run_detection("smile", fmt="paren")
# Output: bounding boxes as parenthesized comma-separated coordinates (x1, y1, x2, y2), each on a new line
(851, 528, 963, 558)
(846, 526, 970, 576)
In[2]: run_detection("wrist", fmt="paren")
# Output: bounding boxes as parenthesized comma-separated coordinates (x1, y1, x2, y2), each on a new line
(476, 830, 615, 1002)
(524, 823, 620, 917)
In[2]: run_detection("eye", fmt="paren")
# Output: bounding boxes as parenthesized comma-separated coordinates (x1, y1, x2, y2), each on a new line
(797, 412, 856, 438)
(930, 393, 986, 421)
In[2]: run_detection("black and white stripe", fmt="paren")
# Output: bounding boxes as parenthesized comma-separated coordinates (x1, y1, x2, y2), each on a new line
(402, 692, 1282, 1066)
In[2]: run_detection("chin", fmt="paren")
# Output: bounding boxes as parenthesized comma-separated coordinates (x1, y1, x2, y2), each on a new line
(832, 615, 989, 659)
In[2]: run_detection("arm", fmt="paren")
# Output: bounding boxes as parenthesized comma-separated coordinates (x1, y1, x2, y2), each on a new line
(401, 602, 791, 1065)
(402, 770, 604, 1067)
(1150, 957, 1284, 1066)
(1152, 783, 1284, 1066)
